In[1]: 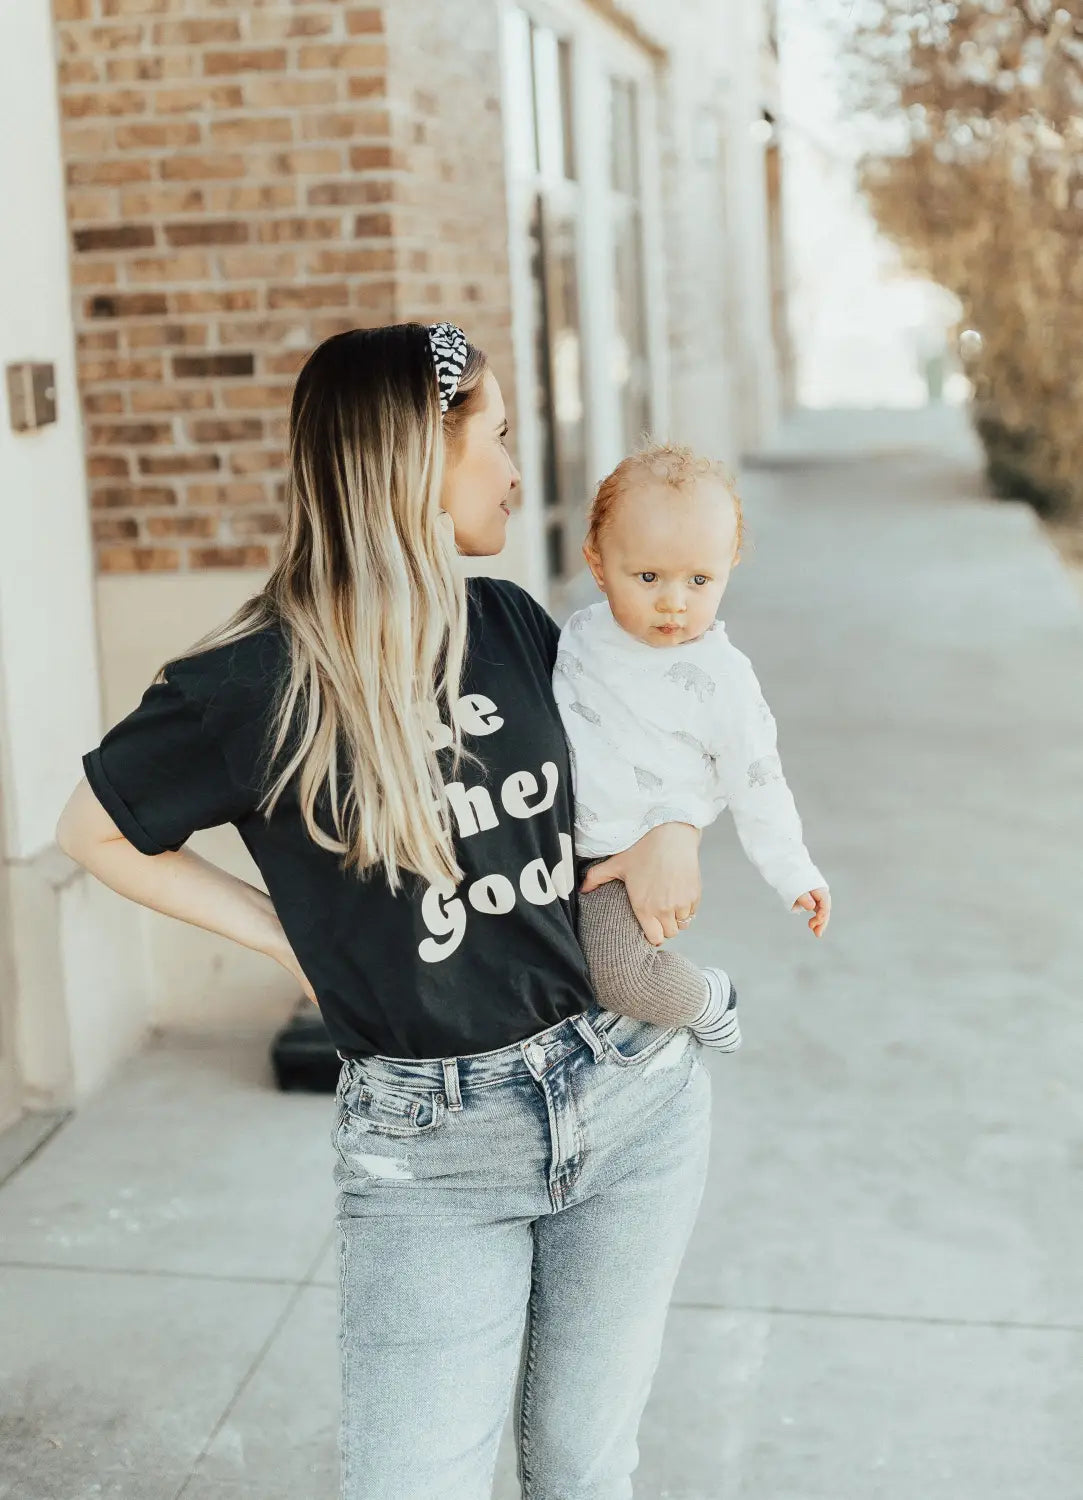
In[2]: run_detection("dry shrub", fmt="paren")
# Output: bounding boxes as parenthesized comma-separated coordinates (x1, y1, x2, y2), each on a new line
(849, 1, 1083, 516)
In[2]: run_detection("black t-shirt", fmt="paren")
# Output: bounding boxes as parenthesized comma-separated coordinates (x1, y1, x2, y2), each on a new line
(82, 577, 598, 1059)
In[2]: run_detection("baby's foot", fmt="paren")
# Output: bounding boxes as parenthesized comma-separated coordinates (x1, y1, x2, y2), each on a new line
(690, 967, 742, 1051)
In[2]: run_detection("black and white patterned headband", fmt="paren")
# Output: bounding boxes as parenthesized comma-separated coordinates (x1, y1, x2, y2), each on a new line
(427, 322, 469, 414)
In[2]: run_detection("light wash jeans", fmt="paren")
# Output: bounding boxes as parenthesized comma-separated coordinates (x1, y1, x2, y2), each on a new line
(331, 999, 712, 1500)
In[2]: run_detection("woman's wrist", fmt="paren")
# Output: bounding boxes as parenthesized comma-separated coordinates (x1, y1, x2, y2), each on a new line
(633, 820, 701, 859)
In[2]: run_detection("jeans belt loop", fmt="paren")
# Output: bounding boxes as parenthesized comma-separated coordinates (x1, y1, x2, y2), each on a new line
(442, 1056, 463, 1111)
(570, 1012, 607, 1062)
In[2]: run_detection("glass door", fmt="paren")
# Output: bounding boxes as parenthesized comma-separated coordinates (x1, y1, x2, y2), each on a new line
(505, 9, 589, 585)
(609, 76, 652, 452)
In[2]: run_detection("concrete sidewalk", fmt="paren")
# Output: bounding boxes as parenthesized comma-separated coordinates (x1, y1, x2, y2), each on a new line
(3, 407, 1082, 1498)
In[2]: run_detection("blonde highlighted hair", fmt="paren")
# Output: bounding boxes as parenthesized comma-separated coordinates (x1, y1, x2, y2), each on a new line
(586, 440, 745, 559)
(155, 322, 488, 894)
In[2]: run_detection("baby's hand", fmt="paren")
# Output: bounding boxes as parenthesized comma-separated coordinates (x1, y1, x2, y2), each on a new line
(793, 887, 831, 938)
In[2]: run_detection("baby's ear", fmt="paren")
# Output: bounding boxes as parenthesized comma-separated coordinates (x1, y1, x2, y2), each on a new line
(582, 540, 605, 586)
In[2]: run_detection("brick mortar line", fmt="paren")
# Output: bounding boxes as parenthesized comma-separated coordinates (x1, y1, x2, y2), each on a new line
(70, 230, 388, 243)
(56, 83, 390, 104)
(74, 274, 391, 289)
(61, 145, 395, 163)
(61, 150, 391, 165)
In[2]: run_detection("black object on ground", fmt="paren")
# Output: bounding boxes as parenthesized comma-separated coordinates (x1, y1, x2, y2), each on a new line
(270, 999, 341, 1092)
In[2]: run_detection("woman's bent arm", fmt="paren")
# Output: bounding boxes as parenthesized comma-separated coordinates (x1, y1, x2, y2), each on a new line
(55, 777, 314, 1001)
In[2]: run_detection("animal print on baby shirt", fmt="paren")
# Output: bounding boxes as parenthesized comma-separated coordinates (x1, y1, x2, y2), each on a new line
(569, 701, 602, 725)
(748, 753, 783, 788)
(664, 662, 716, 703)
(670, 728, 716, 772)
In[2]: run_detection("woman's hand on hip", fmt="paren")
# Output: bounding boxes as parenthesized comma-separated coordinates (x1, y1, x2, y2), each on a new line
(580, 821, 702, 946)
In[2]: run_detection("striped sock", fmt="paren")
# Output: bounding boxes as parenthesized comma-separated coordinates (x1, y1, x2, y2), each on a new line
(690, 967, 742, 1051)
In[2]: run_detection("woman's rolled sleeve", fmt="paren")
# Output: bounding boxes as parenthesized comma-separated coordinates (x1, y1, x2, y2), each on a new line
(81, 669, 256, 855)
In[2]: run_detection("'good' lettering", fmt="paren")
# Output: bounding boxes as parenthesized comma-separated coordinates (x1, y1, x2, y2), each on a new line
(418, 833, 575, 963)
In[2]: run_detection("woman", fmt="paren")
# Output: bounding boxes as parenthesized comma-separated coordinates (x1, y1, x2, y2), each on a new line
(56, 322, 712, 1499)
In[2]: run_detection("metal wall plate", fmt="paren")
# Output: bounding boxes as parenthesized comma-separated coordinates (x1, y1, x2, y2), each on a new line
(5, 362, 57, 432)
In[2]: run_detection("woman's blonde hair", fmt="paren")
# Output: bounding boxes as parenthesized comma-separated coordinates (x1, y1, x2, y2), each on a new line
(586, 440, 745, 559)
(156, 322, 488, 893)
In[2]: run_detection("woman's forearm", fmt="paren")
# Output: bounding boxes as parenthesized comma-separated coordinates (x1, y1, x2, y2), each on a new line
(61, 828, 285, 961)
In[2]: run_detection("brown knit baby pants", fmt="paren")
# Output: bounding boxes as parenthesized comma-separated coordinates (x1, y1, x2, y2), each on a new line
(576, 861, 710, 1027)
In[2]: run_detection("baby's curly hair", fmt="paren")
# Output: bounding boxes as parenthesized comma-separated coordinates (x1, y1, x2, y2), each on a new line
(585, 441, 744, 559)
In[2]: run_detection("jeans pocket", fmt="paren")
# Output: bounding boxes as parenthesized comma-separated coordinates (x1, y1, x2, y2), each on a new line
(340, 1078, 448, 1138)
(598, 1013, 682, 1067)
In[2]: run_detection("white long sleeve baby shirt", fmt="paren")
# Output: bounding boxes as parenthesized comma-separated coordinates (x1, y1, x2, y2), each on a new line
(553, 602, 825, 910)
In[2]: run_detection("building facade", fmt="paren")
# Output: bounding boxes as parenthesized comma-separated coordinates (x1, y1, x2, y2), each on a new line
(0, 0, 788, 1126)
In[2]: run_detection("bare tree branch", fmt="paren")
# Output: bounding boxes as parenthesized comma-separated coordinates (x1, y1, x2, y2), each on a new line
(844, 0, 1083, 514)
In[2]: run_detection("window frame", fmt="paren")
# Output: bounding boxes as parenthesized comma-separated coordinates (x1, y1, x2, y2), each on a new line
(499, 0, 667, 607)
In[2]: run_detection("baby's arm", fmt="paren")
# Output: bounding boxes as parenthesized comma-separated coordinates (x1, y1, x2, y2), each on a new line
(712, 651, 826, 911)
(577, 862, 741, 1050)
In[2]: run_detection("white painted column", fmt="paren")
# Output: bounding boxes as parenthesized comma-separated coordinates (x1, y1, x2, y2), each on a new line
(0, 1, 150, 1114)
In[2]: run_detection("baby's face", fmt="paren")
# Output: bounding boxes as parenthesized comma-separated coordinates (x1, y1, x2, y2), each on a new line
(585, 478, 739, 648)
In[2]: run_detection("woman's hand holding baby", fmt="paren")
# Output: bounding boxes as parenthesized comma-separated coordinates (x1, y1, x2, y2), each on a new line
(793, 887, 831, 938)
(581, 821, 702, 947)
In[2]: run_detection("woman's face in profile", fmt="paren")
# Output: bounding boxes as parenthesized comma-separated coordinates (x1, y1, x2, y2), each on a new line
(441, 369, 521, 556)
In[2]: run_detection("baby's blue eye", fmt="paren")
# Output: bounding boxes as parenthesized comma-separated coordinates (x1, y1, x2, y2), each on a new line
(692, 574, 709, 586)
(638, 572, 657, 583)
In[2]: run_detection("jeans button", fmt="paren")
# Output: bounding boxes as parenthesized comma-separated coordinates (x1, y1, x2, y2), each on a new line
(525, 1041, 545, 1070)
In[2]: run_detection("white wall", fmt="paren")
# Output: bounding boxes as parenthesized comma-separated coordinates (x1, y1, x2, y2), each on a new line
(607, 0, 783, 457)
(0, 4, 98, 861)
(0, 1, 148, 1110)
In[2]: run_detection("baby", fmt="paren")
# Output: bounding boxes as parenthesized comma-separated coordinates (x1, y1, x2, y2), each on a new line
(553, 443, 831, 1050)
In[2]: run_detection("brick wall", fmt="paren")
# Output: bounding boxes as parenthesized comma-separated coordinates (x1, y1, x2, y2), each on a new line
(52, 0, 514, 577)
(382, 2, 513, 403)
